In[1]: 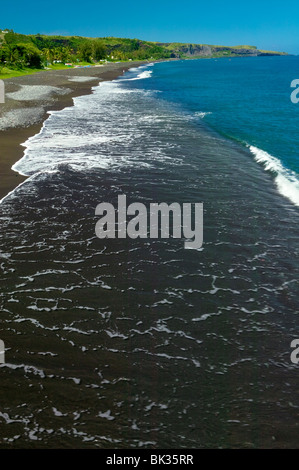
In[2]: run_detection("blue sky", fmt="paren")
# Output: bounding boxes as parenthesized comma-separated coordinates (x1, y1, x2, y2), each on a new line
(2, 0, 299, 54)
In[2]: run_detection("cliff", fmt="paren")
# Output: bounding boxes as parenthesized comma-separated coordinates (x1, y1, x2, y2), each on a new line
(156, 43, 287, 58)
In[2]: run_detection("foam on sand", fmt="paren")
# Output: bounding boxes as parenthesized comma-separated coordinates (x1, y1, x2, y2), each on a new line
(0, 107, 45, 130)
(6, 85, 71, 101)
(68, 76, 101, 83)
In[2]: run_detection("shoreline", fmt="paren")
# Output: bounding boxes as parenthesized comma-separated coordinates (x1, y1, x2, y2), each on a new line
(0, 62, 149, 200)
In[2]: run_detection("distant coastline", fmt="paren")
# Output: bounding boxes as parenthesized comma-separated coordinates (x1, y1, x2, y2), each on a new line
(0, 29, 290, 202)
(0, 29, 288, 81)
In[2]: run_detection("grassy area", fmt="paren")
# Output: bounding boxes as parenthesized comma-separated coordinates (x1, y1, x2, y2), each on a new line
(258, 50, 287, 55)
(0, 66, 44, 79)
(0, 61, 102, 80)
(212, 45, 257, 49)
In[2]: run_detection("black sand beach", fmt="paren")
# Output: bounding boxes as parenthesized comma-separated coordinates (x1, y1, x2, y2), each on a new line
(0, 62, 147, 200)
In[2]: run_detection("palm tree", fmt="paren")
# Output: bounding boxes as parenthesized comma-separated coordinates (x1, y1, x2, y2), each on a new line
(43, 48, 54, 64)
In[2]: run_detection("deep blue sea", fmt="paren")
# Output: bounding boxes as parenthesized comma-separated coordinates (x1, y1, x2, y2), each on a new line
(0, 58, 298, 448)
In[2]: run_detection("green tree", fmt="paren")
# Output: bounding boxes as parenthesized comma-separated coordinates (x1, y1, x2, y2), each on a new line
(20, 43, 42, 67)
(93, 40, 106, 61)
(43, 47, 54, 64)
(2, 43, 42, 68)
(79, 41, 93, 62)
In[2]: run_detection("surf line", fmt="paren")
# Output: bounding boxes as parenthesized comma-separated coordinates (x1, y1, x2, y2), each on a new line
(95, 195, 203, 250)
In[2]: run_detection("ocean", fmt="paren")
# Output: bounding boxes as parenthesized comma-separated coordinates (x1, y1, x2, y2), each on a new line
(0, 57, 298, 448)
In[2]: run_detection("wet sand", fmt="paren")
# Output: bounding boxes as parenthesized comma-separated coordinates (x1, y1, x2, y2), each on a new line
(0, 62, 147, 200)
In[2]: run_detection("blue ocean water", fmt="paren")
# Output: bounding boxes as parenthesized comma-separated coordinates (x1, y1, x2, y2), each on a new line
(131, 56, 299, 206)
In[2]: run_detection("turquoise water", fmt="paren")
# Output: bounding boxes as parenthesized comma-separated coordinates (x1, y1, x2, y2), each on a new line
(139, 56, 299, 206)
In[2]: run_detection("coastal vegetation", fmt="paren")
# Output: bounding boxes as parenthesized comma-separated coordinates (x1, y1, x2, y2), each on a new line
(0, 29, 287, 79)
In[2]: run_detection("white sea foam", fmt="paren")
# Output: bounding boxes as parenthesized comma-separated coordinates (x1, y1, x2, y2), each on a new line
(120, 70, 153, 81)
(249, 145, 299, 207)
(127, 67, 142, 72)
(98, 410, 115, 421)
(6, 64, 178, 184)
(0, 363, 46, 378)
(195, 111, 212, 119)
